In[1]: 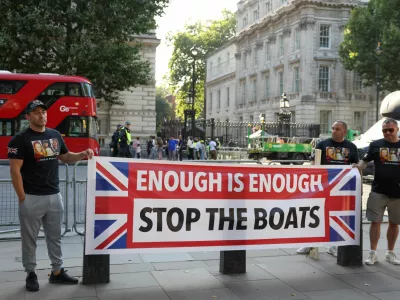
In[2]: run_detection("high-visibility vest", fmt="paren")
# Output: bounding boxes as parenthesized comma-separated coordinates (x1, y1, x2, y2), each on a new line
(119, 127, 132, 144)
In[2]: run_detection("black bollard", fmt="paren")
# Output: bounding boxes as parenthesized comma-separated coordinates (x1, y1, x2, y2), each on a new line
(219, 250, 246, 274)
(82, 238, 110, 284)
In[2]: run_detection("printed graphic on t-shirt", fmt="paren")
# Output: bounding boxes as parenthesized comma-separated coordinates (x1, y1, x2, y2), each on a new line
(379, 147, 400, 163)
(31, 138, 60, 160)
(326, 147, 350, 162)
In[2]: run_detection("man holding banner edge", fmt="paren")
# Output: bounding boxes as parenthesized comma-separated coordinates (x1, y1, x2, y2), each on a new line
(297, 121, 359, 261)
(353, 118, 400, 266)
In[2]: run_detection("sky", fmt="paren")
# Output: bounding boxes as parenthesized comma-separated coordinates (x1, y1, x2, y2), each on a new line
(154, 0, 238, 86)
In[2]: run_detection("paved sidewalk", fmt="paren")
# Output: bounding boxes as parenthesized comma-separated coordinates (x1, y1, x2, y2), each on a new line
(0, 224, 399, 300)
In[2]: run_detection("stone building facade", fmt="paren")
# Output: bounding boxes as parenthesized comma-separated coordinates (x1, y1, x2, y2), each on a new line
(205, 40, 237, 122)
(96, 34, 160, 145)
(206, 0, 379, 135)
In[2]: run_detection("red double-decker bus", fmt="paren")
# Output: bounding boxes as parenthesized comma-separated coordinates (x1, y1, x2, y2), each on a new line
(0, 71, 100, 158)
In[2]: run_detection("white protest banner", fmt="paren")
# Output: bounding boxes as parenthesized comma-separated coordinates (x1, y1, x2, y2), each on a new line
(85, 157, 361, 254)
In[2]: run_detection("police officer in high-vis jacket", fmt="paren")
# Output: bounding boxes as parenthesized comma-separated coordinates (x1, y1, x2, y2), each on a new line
(118, 121, 132, 158)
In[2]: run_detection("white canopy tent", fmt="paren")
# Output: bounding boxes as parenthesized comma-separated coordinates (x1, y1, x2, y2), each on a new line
(248, 130, 275, 139)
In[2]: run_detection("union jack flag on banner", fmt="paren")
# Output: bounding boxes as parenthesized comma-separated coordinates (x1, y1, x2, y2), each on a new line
(85, 157, 361, 255)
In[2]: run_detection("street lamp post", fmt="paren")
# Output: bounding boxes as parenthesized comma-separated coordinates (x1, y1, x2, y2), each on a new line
(375, 42, 382, 122)
(277, 92, 291, 137)
(189, 48, 198, 138)
(259, 113, 265, 149)
(225, 118, 229, 145)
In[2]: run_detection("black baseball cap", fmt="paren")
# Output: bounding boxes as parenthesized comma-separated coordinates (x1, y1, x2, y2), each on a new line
(25, 100, 47, 114)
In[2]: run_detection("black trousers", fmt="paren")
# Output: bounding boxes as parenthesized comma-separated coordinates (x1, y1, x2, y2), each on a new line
(117, 145, 132, 158)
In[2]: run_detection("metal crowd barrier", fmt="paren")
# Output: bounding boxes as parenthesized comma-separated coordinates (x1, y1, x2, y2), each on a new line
(190, 159, 262, 164)
(262, 160, 309, 165)
(0, 163, 70, 239)
(216, 147, 249, 160)
(73, 160, 88, 236)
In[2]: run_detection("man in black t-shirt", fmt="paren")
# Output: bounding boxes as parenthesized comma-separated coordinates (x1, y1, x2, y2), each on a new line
(297, 121, 359, 258)
(8, 100, 94, 292)
(354, 118, 400, 266)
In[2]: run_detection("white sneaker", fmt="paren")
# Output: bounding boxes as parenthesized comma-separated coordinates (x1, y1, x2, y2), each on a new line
(365, 250, 378, 265)
(327, 246, 337, 257)
(385, 252, 400, 265)
(297, 247, 311, 254)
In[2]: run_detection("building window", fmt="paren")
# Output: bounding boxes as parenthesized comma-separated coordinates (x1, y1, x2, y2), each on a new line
(241, 81, 246, 104)
(318, 66, 330, 92)
(252, 79, 257, 102)
(265, 0, 272, 14)
(242, 16, 248, 28)
(320, 25, 331, 48)
(354, 73, 363, 93)
(209, 92, 212, 111)
(243, 53, 247, 70)
(227, 87, 230, 108)
(253, 9, 259, 22)
(278, 36, 284, 57)
(250, 115, 254, 123)
(264, 43, 271, 63)
(217, 90, 221, 109)
(265, 76, 270, 98)
(253, 48, 258, 67)
(291, 111, 296, 123)
(293, 67, 300, 93)
(294, 27, 300, 51)
(278, 72, 284, 96)
(210, 62, 213, 75)
(354, 111, 366, 133)
(320, 110, 332, 134)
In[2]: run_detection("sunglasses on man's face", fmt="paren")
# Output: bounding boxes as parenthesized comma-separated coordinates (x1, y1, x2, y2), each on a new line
(382, 128, 395, 133)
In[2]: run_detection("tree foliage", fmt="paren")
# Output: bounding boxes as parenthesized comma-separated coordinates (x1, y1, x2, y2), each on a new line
(339, 0, 400, 91)
(0, 0, 169, 105)
(167, 10, 236, 119)
(155, 85, 173, 132)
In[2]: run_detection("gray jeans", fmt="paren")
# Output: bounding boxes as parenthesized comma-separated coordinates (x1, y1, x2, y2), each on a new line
(19, 193, 64, 273)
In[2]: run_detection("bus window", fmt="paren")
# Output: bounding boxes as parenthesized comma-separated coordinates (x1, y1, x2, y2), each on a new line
(88, 116, 98, 139)
(67, 83, 82, 97)
(0, 80, 26, 94)
(38, 82, 66, 107)
(14, 81, 27, 93)
(82, 83, 95, 97)
(0, 120, 12, 136)
(16, 119, 30, 133)
(55, 117, 68, 136)
(0, 81, 13, 94)
(68, 116, 88, 137)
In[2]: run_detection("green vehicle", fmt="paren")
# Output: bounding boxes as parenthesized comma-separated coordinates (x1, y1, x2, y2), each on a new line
(248, 134, 319, 162)
(248, 128, 360, 162)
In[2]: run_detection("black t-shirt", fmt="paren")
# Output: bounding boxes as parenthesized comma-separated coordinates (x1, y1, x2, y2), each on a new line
(311, 138, 359, 165)
(362, 139, 400, 198)
(7, 128, 68, 195)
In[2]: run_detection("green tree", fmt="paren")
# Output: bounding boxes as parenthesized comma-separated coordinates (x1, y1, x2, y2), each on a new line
(167, 10, 236, 119)
(339, 0, 400, 91)
(0, 0, 169, 105)
(155, 86, 173, 132)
